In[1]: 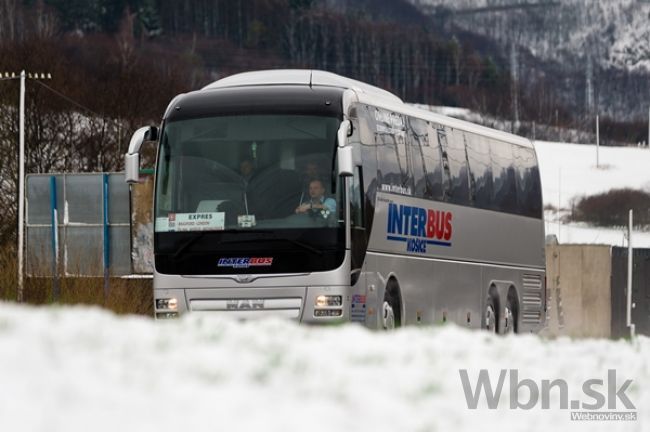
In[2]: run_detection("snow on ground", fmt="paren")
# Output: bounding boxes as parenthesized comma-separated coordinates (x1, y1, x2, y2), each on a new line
(0, 303, 647, 432)
(535, 141, 650, 246)
(535, 141, 650, 210)
(543, 218, 650, 248)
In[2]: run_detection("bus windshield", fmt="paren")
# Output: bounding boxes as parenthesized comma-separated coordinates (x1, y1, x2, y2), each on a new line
(155, 114, 343, 233)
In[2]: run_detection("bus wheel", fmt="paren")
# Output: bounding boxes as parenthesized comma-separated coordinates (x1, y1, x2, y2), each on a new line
(382, 284, 401, 330)
(484, 296, 498, 333)
(503, 292, 518, 334)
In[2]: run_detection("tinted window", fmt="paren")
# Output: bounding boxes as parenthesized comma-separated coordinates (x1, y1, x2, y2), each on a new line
(434, 127, 453, 201)
(356, 104, 376, 145)
(444, 129, 470, 206)
(466, 134, 493, 209)
(421, 124, 444, 200)
(514, 146, 542, 218)
(351, 166, 364, 227)
(376, 109, 413, 194)
(491, 141, 518, 214)
(353, 104, 379, 231)
(407, 117, 429, 199)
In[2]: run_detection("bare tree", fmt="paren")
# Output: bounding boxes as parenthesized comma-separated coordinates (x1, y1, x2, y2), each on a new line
(0, 0, 19, 41)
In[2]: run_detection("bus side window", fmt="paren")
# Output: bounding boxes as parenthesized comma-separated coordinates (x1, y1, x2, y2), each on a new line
(464, 134, 476, 205)
(491, 141, 518, 214)
(350, 165, 367, 279)
(529, 164, 542, 218)
(351, 166, 365, 228)
(407, 117, 429, 199)
(444, 129, 470, 206)
(396, 127, 411, 188)
(466, 134, 493, 210)
(356, 104, 375, 146)
(514, 146, 542, 218)
(436, 128, 453, 200)
(376, 110, 413, 193)
(423, 123, 444, 201)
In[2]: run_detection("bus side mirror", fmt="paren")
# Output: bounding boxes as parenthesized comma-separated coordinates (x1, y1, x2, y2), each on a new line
(125, 126, 158, 184)
(337, 120, 353, 177)
(125, 153, 140, 184)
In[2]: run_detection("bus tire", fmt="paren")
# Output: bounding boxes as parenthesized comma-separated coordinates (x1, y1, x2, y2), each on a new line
(382, 282, 402, 330)
(503, 289, 519, 334)
(484, 294, 498, 333)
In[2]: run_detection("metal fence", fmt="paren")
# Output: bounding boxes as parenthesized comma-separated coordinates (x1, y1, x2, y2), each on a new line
(611, 247, 650, 338)
(26, 173, 131, 277)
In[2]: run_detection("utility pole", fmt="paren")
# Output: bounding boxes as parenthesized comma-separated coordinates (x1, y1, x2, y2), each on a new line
(18, 70, 25, 302)
(557, 167, 561, 243)
(596, 114, 600, 168)
(586, 56, 594, 115)
(627, 209, 636, 339)
(2, 71, 52, 302)
(510, 41, 520, 132)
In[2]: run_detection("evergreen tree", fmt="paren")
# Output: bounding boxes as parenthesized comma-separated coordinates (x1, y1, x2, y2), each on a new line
(136, 0, 162, 36)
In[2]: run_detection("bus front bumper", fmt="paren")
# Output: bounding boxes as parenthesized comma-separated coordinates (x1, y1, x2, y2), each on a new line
(153, 286, 351, 324)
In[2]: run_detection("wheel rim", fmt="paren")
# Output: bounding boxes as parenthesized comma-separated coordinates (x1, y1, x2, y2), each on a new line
(485, 303, 497, 333)
(382, 300, 395, 330)
(503, 305, 515, 334)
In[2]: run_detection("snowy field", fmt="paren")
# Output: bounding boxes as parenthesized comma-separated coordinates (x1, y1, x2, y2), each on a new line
(535, 141, 650, 247)
(1, 303, 647, 432)
(535, 141, 650, 210)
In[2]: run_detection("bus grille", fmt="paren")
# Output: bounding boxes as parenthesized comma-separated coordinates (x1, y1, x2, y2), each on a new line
(189, 298, 302, 320)
(521, 274, 543, 324)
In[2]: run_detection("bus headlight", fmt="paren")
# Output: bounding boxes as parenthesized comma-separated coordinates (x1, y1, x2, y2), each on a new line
(315, 295, 342, 307)
(156, 298, 178, 310)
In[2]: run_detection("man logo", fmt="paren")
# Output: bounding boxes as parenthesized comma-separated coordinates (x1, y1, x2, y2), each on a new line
(226, 299, 265, 310)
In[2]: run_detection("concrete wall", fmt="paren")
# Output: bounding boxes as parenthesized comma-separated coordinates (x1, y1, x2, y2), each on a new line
(544, 244, 612, 338)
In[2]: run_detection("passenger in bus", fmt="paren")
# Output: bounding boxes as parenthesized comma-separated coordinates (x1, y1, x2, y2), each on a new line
(295, 179, 336, 215)
(303, 160, 320, 179)
(298, 160, 323, 205)
(239, 158, 256, 185)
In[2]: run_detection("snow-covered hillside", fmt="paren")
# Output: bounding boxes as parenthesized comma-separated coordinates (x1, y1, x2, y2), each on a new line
(409, 0, 650, 72)
(0, 303, 647, 431)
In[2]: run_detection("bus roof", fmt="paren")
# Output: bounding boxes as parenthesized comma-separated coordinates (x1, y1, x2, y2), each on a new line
(203, 69, 403, 105)
(202, 69, 533, 149)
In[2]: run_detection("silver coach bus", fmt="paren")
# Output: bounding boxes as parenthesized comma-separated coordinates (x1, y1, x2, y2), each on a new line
(125, 70, 546, 333)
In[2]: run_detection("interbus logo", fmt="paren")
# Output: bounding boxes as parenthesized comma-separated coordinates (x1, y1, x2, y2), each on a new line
(217, 257, 273, 268)
(386, 202, 453, 253)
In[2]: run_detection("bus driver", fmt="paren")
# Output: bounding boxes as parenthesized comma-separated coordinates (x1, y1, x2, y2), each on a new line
(295, 179, 336, 216)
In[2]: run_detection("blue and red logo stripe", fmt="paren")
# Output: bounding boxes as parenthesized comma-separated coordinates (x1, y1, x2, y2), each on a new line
(387, 203, 453, 253)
